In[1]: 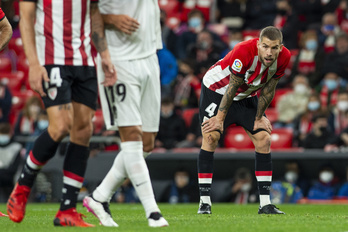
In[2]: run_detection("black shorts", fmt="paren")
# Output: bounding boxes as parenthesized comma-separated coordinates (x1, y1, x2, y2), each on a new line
(199, 85, 266, 134)
(41, 65, 98, 110)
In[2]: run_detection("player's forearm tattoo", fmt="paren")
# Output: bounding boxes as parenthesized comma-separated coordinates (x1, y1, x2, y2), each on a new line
(90, 3, 107, 53)
(256, 78, 278, 120)
(218, 74, 244, 114)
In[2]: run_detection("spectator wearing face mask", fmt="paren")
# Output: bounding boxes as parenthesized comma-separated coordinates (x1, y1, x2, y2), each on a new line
(327, 91, 348, 135)
(288, 28, 326, 88)
(319, 12, 342, 53)
(155, 98, 187, 149)
(220, 29, 243, 58)
(0, 123, 22, 202)
(270, 161, 305, 204)
(275, 75, 312, 128)
(307, 164, 340, 200)
(316, 72, 345, 111)
(14, 95, 43, 138)
(219, 167, 259, 204)
(292, 93, 326, 147)
(303, 113, 335, 149)
(176, 9, 224, 60)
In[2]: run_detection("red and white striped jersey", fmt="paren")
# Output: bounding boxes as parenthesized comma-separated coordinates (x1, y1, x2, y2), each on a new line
(202, 38, 291, 101)
(0, 8, 5, 21)
(21, 0, 97, 66)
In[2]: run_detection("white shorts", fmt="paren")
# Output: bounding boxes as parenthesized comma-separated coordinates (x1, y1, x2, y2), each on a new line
(98, 54, 161, 132)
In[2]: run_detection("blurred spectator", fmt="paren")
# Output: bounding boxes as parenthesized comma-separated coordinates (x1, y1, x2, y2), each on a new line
(173, 59, 201, 108)
(292, 0, 322, 31)
(219, 167, 259, 204)
(160, 9, 178, 56)
(176, 111, 202, 148)
(13, 95, 43, 137)
(316, 72, 344, 111)
(244, 0, 277, 30)
(0, 123, 22, 201)
(275, 74, 311, 128)
(220, 29, 243, 57)
(322, 32, 348, 77)
(325, 111, 348, 152)
(157, 43, 178, 98)
(288, 28, 326, 88)
(274, 0, 300, 50)
(156, 98, 187, 149)
(176, 9, 223, 59)
(337, 166, 348, 199)
(328, 91, 348, 135)
(319, 12, 342, 53)
(0, 81, 12, 123)
(160, 168, 198, 203)
(303, 113, 335, 149)
(24, 110, 48, 158)
(187, 30, 225, 78)
(114, 178, 139, 203)
(307, 164, 340, 200)
(337, 0, 348, 34)
(293, 93, 325, 147)
(216, 0, 247, 30)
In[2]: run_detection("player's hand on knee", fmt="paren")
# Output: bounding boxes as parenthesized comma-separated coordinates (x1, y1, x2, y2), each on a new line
(201, 116, 223, 134)
(253, 116, 272, 134)
(29, 64, 49, 97)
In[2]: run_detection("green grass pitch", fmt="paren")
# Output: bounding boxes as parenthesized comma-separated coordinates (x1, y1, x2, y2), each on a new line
(1, 203, 348, 232)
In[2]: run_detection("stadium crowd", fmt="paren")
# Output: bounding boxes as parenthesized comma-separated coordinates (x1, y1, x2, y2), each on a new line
(1, 0, 348, 205)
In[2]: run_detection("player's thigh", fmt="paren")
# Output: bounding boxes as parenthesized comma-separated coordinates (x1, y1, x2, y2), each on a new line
(70, 101, 95, 132)
(139, 54, 161, 133)
(245, 129, 271, 153)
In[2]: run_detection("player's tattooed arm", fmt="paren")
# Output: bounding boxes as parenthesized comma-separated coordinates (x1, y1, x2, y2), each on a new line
(256, 77, 279, 120)
(217, 73, 244, 120)
(90, 2, 107, 53)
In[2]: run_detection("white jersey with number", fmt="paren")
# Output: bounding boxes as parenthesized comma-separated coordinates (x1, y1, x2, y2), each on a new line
(98, 0, 162, 61)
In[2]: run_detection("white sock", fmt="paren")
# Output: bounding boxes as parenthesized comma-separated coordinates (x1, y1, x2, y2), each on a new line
(93, 151, 127, 203)
(260, 195, 271, 207)
(121, 141, 160, 218)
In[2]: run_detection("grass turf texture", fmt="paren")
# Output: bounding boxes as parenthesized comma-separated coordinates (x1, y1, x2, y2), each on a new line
(1, 203, 347, 232)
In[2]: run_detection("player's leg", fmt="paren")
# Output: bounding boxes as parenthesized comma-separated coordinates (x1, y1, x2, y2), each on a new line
(53, 66, 97, 227)
(7, 65, 73, 223)
(246, 129, 285, 214)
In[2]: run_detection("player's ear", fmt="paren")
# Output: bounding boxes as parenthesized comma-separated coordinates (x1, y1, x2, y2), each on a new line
(279, 44, 283, 52)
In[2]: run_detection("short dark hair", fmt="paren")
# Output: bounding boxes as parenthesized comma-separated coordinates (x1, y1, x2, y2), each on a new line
(0, 123, 11, 134)
(259, 26, 283, 44)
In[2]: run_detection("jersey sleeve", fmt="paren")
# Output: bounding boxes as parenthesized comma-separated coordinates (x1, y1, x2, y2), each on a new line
(222, 42, 250, 79)
(0, 8, 4, 21)
(273, 47, 291, 80)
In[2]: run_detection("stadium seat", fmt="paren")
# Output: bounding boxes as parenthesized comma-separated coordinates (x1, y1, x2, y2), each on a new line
(0, 71, 25, 92)
(224, 126, 254, 149)
(270, 128, 293, 149)
(0, 56, 12, 72)
(270, 88, 292, 108)
(182, 108, 199, 128)
(10, 89, 36, 114)
(158, 0, 181, 29)
(242, 29, 260, 41)
(265, 108, 279, 124)
(7, 37, 24, 56)
(92, 109, 105, 134)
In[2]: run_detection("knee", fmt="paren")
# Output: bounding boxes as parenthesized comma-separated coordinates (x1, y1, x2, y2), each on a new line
(254, 133, 272, 153)
(73, 120, 94, 141)
(48, 123, 71, 141)
(143, 142, 154, 153)
(203, 132, 220, 149)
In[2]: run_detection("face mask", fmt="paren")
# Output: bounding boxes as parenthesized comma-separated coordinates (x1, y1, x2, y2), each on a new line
(29, 105, 41, 115)
(294, 84, 308, 94)
(161, 110, 173, 118)
(319, 126, 328, 133)
(240, 183, 251, 192)
(198, 41, 209, 50)
(0, 135, 10, 145)
(324, 79, 338, 91)
(319, 171, 334, 183)
(307, 101, 320, 111)
(229, 40, 240, 49)
(285, 171, 298, 183)
(337, 101, 348, 112)
(305, 39, 318, 51)
(37, 120, 49, 130)
(188, 17, 201, 29)
(324, 24, 335, 32)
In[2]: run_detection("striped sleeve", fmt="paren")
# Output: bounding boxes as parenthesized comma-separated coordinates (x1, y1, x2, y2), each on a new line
(0, 8, 5, 21)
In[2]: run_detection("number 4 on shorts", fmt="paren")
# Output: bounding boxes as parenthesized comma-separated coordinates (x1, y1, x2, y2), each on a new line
(205, 103, 217, 117)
